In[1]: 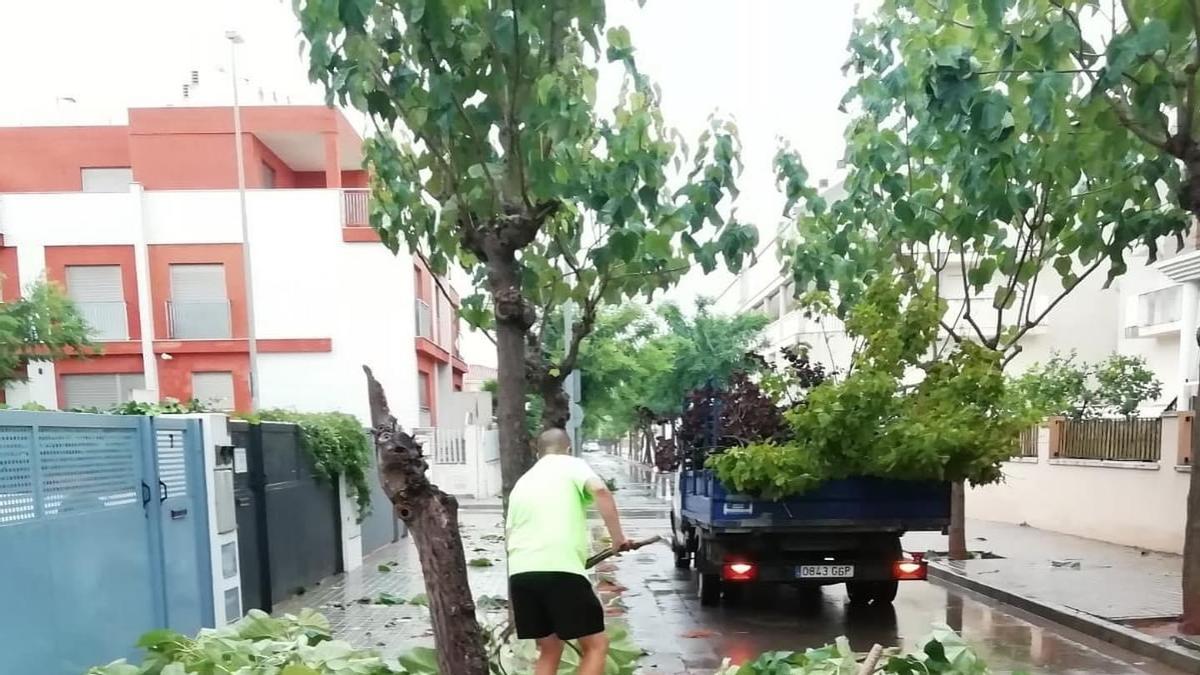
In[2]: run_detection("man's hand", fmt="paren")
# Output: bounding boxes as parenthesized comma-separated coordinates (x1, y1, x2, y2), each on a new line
(610, 533, 631, 552)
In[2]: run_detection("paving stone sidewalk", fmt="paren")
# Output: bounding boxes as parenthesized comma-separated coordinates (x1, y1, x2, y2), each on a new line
(903, 520, 1182, 623)
(272, 511, 510, 655)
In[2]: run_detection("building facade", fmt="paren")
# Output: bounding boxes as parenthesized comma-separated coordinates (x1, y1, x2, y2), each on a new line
(0, 105, 468, 427)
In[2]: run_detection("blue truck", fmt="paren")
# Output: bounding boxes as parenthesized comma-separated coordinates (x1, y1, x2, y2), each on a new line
(670, 469, 951, 606)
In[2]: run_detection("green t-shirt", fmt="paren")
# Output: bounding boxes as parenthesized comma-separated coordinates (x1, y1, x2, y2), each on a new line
(506, 454, 601, 577)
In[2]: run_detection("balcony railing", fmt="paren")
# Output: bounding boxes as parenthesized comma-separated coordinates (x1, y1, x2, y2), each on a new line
(416, 300, 433, 340)
(76, 301, 129, 341)
(168, 300, 232, 339)
(343, 189, 370, 227)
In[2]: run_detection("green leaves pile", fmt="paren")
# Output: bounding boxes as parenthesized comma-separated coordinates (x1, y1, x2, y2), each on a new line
(709, 280, 1030, 500)
(717, 625, 994, 674)
(87, 609, 645, 675)
(87, 609, 414, 675)
(242, 410, 374, 521)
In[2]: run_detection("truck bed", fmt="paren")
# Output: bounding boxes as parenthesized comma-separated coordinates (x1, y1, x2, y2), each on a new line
(679, 469, 951, 533)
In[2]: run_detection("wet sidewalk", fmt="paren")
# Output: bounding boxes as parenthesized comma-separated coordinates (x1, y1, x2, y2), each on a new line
(903, 521, 1181, 623)
(272, 511, 511, 654)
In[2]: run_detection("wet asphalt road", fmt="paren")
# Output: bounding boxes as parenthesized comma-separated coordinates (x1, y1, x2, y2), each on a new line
(591, 454, 1186, 674)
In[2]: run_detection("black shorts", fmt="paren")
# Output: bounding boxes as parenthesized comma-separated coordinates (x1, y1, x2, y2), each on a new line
(509, 572, 604, 640)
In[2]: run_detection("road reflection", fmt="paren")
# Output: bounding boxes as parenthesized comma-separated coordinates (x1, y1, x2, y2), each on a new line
(616, 526, 1183, 674)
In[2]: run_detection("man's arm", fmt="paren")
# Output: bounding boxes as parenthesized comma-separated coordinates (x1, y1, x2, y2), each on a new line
(585, 478, 629, 552)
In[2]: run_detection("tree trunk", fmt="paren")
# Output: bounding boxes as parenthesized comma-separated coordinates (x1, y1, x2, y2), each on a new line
(948, 480, 967, 561)
(1184, 457, 1200, 633)
(489, 257, 535, 501)
(539, 375, 569, 430)
(363, 366, 489, 675)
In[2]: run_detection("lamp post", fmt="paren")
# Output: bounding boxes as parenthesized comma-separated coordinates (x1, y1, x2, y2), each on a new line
(226, 30, 261, 410)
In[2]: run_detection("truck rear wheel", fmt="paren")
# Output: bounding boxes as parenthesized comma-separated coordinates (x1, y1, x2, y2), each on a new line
(698, 572, 722, 606)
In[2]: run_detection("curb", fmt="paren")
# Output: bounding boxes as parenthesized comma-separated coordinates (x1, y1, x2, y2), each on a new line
(927, 561, 1200, 674)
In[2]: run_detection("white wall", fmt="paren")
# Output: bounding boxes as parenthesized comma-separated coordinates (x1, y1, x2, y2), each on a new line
(967, 417, 1190, 553)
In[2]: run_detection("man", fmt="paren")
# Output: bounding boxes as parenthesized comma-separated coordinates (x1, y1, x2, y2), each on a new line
(506, 428, 629, 675)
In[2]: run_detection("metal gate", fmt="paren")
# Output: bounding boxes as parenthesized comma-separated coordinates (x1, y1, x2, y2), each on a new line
(231, 420, 342, 612)
(0, 411, 212, 675)
(360, 446, 400, 555)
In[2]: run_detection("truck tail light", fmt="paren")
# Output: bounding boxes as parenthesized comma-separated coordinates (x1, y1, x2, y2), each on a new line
(722, 561, 758, 582)
(893, 560, 927, 580)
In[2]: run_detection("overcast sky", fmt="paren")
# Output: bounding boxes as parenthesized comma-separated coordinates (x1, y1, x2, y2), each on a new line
(0, 0, 862, 366)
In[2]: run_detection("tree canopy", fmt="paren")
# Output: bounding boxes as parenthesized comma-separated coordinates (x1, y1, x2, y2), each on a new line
(775, 0, 1192, 362)
(576, 299, 768, 441)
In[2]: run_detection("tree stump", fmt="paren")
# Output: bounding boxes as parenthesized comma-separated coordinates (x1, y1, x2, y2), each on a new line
(364, 366, 489, 675)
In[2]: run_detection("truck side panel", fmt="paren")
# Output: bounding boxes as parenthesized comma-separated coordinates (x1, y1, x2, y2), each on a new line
(679, 470, 950, 532)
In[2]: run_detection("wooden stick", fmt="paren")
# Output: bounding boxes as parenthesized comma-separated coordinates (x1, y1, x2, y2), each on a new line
(856, 644, 884, 675)
(585, 535, 663, 569)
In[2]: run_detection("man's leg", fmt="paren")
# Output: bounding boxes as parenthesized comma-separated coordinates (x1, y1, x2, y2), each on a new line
(534, 636, 565, 675)
(577, 631, 610, 675)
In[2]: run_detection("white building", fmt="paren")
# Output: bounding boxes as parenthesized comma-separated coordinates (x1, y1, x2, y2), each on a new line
(0, 105, 471, 429)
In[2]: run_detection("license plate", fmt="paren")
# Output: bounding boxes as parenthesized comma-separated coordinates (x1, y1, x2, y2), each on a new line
(796, 564, 855, 579)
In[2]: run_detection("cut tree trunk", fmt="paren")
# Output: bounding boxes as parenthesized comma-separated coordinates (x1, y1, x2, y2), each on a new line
(1184, 436, 1200, 633)
(948, 480, 967, 561)
(363, 366, 489, 675)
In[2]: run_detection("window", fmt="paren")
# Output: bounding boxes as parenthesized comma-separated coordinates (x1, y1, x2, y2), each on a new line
(418, 372, 431, 410)
(65, 265, 127, 340)
(418, 372, 432, 427)
(1139, 286, 1182, 326)
(260, 162, 276, 189)
(81, 167, 133, 193)
(782, 282, 797, 314)
(62, 373, 145, 410)
(766, 291, 780, 318)
(169, 264, 231, 339)
(192, 371, 235, 411)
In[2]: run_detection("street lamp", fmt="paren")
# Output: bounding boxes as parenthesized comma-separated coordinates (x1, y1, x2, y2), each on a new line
(226, 30, 261, 410)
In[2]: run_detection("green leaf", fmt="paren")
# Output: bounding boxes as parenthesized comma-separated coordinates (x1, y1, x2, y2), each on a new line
(280, 665, 321, 675)
(397, 646, 440, 673)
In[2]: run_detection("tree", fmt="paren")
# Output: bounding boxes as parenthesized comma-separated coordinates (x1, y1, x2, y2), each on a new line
(585, 299, 768, 460)
(1012, 350, 1162, 419)
(1, 279, 94, 388)
(775, 0, 1193, 560)
(299, 0, 754, 504)
(573, 305, 657, 439)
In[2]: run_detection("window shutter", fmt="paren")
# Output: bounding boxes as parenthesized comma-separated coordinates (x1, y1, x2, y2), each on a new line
(191, 372, 235, 410)
(62, 373, 145, 409)
(170, 264, 226, 301)
(65, 266, 123, 302)
(63, 374, 120, 409)
(80, 168, 132, 193)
